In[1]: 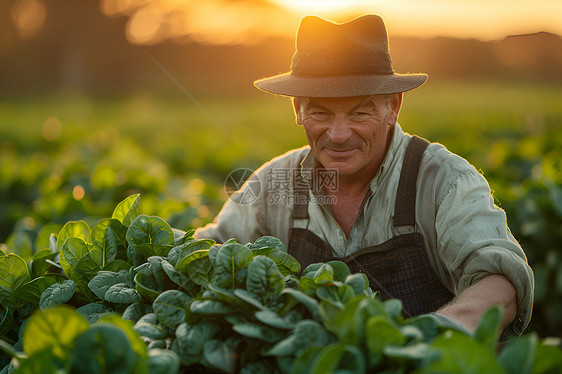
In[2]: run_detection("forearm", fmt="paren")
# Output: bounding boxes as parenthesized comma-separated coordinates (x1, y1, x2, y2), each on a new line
(436, 274, 517, 334)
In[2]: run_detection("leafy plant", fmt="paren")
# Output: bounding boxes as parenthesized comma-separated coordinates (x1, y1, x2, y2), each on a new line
(1, 195, 561, 373)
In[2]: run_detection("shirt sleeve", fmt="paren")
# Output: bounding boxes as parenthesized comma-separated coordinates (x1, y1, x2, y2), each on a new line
(434, 167, 534, 336)
(194, 170, 268, 244)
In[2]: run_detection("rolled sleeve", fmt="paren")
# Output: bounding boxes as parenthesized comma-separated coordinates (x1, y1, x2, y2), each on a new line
(435, 169, 534, 335)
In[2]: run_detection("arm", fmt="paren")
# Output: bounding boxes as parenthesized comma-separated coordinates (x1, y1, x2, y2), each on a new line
(422, 149, 534, 337)
(436, 274, 517, 334)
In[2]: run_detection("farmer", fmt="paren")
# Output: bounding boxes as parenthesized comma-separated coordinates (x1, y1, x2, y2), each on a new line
(194, 15, 533, 337)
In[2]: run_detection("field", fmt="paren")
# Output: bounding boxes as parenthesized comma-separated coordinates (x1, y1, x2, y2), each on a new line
(1, 80, 562, 338)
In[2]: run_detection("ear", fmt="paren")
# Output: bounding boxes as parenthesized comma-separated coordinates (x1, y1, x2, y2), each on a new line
(387, 93, 403, 126)
(293, 97, 303, 126)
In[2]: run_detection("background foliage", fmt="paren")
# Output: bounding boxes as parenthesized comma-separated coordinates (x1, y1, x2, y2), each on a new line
(1, 80, 561, 337)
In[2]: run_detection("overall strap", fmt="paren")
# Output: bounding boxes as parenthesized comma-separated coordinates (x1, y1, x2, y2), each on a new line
(393, 136, 430, 227)
(292, 169, 310, 219)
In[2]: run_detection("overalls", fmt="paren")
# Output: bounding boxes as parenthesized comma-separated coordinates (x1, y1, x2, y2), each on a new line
(288, 136, 455, 318)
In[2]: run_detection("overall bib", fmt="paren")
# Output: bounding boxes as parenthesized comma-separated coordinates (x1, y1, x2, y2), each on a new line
(288, 136, 454, 318)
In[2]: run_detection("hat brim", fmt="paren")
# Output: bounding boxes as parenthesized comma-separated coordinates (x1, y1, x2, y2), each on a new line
(254, 72, 427, 97)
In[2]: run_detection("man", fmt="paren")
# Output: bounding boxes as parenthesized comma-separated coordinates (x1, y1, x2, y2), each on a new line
(195, 14, 533, 337)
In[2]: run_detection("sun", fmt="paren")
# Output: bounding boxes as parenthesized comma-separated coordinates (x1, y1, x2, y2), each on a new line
(271, 0, 371, 15)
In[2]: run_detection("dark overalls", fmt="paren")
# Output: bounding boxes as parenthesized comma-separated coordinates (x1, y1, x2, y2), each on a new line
(288, 136, 455, 318)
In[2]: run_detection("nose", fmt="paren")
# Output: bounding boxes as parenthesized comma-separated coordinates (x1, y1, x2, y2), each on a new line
(326, 114, 352, 144)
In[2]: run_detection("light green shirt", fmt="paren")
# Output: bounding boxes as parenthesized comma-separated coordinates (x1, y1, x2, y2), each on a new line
(195, 123, 534, 335)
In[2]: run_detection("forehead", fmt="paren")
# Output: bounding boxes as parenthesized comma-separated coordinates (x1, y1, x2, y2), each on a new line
(300, 96, 381, 111)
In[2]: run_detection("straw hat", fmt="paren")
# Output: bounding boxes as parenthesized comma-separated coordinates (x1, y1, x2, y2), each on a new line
(254, 15, 427, 97)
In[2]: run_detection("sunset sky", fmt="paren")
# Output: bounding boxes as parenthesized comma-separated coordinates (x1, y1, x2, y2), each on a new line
(95, 0, 562, 45)
(8, 0, 561, 45)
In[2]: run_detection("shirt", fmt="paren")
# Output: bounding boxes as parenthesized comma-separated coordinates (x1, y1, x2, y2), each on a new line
(195, 123, 534, 335)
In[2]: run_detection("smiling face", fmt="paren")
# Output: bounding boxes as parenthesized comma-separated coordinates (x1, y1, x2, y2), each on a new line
(294, 94, 402, 181)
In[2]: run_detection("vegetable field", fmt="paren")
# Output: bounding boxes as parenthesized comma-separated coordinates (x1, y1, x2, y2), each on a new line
(1, 80, 562, 372)
(1, 195, 561, 373)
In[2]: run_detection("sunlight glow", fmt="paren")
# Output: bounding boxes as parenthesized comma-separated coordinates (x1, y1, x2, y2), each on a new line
(99, 0, 562, 44)
(271, 0, 371, 14)
(10, 0, 47, 39)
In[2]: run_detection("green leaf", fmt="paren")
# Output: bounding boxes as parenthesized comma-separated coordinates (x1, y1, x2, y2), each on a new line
(209, 285, 258, 311)
(326, 261, 351, 282)
(173, 228, 195, 246)
(176, 321, 220, 356)
(281, 288, 321, 320)
(246, 256, 285, 305)
(212, 242, 253, 289)
(203, 339, 237, 374)
(29, 248, 57, 277)
(383, 298, 403, 320)
(105, 283, 141, 304)
(384, 342, 433, 362)
(14, 276, 57, 304)
(233, 322, 285, 343)
(473, 305, 503, 351)
(91, 218, 127, 265)
(161, 259, 199, 297)
(419, 331, 505, 373)
(344, 273, 369, 295)
(70, 324, 139, 374)
(101, 259, 131, 273)
(291, 346, 324, 374)
(39, 279, 76, 310)
(365, 315, 406, 363)
(88, 270, 131, 300)
(532, 341, 562, 374)
(57, 220, 91, 252)
(178, 239, 215, 263)
(316, 285, 355, 307)
(134, 314, 169, 340)
(148, 348, 180, 374)
(23, 306, 89, 359)
(250, 236, 287, 252)
(10, 348, 59, 374)
(147, 256, 168, 287)
(298, 276, 319, 297)
(126, 215, 174, 247)
(123, 303, 153, 323)
(190, 299, 237, 315)
(153, 290, 191, 328)
(497, 333, 537, 374)
(233, 289, 266, 310)
(134, 272, 161, 302)
(313, 264, 334, 285)
(255, 309, 298, 329)
(59, 237, 89, 275)
(97, 314, 148, 363)
(0, 253, 31, 300)
(75, 303, 113, 324)
(112, 194, 141, 226)
(176, 250, 212, 287)
(310, 343, 365, 374)
(134, 244, 174, 259)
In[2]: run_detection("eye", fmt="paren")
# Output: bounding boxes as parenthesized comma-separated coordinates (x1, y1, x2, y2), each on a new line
(349, 112, 371, 122)
(307, 110, 331, 121)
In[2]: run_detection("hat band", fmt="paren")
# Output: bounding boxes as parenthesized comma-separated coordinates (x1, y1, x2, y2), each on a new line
(291, 51, 394, 76)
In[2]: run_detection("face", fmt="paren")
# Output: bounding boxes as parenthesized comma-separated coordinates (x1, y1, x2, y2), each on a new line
(294, 94, 402, 179)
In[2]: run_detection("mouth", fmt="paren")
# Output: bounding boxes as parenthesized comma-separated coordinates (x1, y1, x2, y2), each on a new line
(324, 148, 356, 158)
